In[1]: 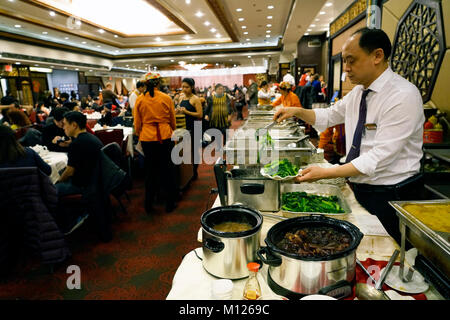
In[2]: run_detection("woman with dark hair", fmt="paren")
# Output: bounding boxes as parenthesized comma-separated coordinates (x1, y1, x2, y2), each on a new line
(134, 72, 177, 213)
(258, 81, 271, 106)
(177, 78, 203, 179)
(204, 83, 232, 147)
(272, 82, 302, 108)
(0, 125, 51, 176)
(6, 109, 31, 130)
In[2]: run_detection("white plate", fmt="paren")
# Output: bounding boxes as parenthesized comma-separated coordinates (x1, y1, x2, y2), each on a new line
(300, 295, 337, 301)
(260, 167, 302, 181)
(383, 265, 429, 294)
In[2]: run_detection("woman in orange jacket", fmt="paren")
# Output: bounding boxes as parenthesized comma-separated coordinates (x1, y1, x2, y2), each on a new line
(134, 72, 177, 213)
(272, 82, 302, 108)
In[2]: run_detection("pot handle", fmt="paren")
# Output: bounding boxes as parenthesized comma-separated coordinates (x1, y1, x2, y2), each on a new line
(257, 247, 282, 267)
(204, 238, 225, 253)
(240, 183, 265, 195)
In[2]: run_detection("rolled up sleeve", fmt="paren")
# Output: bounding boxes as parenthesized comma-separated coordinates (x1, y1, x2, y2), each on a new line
(350, 91, 424, 177)
(313, 95, 348, 132)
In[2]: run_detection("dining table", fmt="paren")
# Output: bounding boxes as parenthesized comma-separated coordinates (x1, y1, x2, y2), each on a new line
(41, 150, 68, 184)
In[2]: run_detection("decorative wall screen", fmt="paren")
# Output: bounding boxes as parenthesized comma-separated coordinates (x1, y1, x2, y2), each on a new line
(391, 0, 446, 102)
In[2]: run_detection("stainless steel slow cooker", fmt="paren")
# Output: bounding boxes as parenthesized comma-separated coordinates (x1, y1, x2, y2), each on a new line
(201, 205, 263, 279)
(257, 215, 363, 299)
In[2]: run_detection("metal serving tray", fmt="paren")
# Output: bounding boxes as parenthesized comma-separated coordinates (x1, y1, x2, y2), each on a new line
(280, 183, 352, 220)
(224, 138, 316, 166)
(389, 200, 450, 279)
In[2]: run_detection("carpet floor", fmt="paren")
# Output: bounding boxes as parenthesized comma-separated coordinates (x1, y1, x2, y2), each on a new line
(0, 114, 248, 300)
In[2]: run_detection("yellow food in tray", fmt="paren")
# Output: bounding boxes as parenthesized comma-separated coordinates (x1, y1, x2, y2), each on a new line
(402, 204, 450, 233)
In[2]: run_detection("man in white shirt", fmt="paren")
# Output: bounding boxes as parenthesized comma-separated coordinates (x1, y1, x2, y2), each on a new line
(129, 81, 146, 111)
(274, 28, 425, 244)
(283, 70, 295, 87)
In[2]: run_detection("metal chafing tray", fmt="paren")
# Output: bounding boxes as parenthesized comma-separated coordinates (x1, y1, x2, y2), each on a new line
(280, 183, 352, 220)
(389, 200, 450, 279)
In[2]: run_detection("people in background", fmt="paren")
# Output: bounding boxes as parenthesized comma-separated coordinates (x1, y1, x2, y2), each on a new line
(5, 109, 31, 130)
(1, 90, 17, 106)
(0, 125, 51, 176)
(283, 70, 296, 87)
(258, 81, 272, 106)
(134, 72, 177, 214)
(247, 79, 259, 110)
(102, 83, 119, 106)
(56, 111, 104, 196)
(311, 74, 323, 102)
(299, 71, 311, 87)
(42, 107, 71, 152)
(205, 83, 233, 147)
(272, 82, 302, 108)
(177, 78, 203, 180)
(98, 103, 113, 128)
(129, 81, 146, 111)
(234, 87, 246, 121)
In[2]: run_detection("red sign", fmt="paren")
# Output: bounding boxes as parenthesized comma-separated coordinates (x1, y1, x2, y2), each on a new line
(4, 64, 12, 72)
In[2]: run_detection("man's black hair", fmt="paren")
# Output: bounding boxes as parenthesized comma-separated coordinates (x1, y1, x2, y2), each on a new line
(53, 107, 69, 121)
(353, 27, 392, 60)
(60, 92, 70, 100)
(64, 111, 87, 129)
(64, 102, 78, 111)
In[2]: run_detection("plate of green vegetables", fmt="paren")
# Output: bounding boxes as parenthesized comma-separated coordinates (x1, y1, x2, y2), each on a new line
(260, 159, 303, 181)
(281, 191, 346, 215)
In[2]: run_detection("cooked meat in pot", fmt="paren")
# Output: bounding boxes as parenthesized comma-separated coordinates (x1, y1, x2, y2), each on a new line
(277, 226, 352, 257)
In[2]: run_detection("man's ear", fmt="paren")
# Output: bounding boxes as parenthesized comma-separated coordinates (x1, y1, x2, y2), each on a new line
(373, 48, 385, 65)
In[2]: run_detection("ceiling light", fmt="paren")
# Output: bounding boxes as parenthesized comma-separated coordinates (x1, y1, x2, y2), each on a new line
(320, 11, 326, 15)
(89, 70, 93, 72)
(64, 67, 68, 69)
(185, 0, 191, 4)
(97, 45, 101, 48)
(179, 61, 186, 66)
(244, 31, 248, 35)
(42, 31, 48, 34)
(315, 18, 320, 21)
(248, 56, 251, 58)
(210, 28, 217, 33)
(130, 49, 134, 51)
(75, 68, 79, 71)
(266, 35, 270, 38)
(311, 24, 316, 27)
(242, 26, 247, 29)
(238, 18, 244, 22)
(236, 8, 242, 12)
(267, 24, 272, 27)
(268, 5, 274, 9)
(15, 62, 21, 65)
(266, 30, 271, 33)
(204, 21, 210, 26)
(184, 35, 192, 40)
(76, 20, 81, 26)
(81, 41, 87, 44)
(155, 37, 162, 41)
(195, 11, 204, 18)
(246, 38, 250, 41)
(14, 24, 21, 28)
(170, 59, 175, 62)
(325, 2, 333, 7)
(49, 11, 55, 17)
(307, 29, 312, 32)
(98, 29, 105, 33)
(64, 37, 69, 39)
(216, 34, 222, 38)
(114, 35, 118, 38)
(267, 16, 273, 19)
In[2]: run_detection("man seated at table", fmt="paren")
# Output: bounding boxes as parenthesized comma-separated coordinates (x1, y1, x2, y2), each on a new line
(42, 107, 71, 152)
(55, 111, 103, 196)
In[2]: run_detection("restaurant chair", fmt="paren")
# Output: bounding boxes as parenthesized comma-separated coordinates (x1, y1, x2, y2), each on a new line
(101, 142, 132, 215)
(95, 129, 124, 148)
(87, 119, 98, 129)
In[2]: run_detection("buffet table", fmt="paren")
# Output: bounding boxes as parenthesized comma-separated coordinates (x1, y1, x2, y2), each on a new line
(166, 183, 444, 300)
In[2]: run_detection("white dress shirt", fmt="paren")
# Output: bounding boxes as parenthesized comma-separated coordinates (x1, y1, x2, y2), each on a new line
(283, 73, 295, 86)
(314, 67, 424, 185)
(129, 91, 139, 110)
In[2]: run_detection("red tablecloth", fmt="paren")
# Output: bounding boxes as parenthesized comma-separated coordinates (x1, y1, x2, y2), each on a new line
(344, 258, 427, 300)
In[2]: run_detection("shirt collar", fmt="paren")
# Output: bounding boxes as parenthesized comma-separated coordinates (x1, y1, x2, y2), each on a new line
(366, 67, 393, 93)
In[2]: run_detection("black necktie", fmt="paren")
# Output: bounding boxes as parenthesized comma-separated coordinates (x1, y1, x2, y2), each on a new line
(346, 89, 371, 163)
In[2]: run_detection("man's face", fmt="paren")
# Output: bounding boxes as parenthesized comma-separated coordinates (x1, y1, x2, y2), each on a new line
(54, 118, 64, 129)
(342, 33, 382, 85)
(138, 86, 146, 94)
(63, 118, 77, 137)
(216, 87, 224, 96)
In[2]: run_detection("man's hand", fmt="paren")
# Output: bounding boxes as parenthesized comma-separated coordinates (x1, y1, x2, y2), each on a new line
(205, 115, 209, 121)
(273, 107, 302, 123)
(52, 136, 62, 144)
(295, 166, 331, 183)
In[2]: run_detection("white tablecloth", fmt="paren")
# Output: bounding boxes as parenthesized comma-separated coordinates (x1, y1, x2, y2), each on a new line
(85, 112, 102, 120)
(166, 184, 443, 300)
(41, 151, 68, 184)
(93, 125, 135, 157)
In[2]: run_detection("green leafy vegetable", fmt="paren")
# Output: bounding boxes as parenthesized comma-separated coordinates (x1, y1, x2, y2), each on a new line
(281, 192, 345, 214)
(263, 159, 300, 178)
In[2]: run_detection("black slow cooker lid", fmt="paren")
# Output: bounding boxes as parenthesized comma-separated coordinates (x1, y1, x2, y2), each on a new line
(201, 205, 263, 238)
(265, 215, 364, 261)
